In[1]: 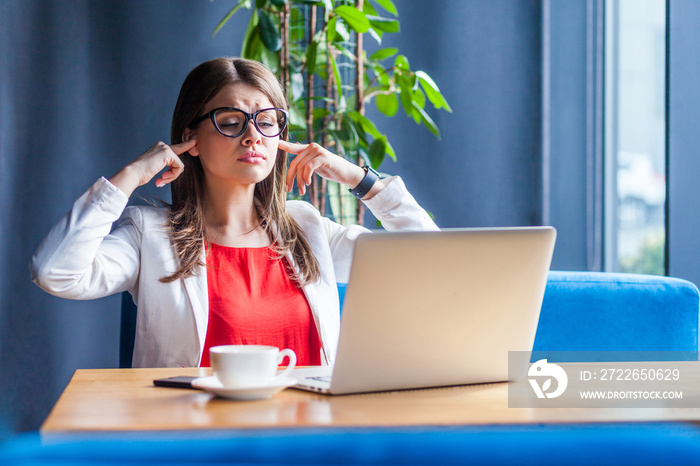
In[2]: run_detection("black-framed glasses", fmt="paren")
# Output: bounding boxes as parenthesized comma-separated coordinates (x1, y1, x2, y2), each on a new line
(189, 107, 288, 138)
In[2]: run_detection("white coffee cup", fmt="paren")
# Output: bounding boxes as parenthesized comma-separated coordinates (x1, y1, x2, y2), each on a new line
(209, 345, 297, 388)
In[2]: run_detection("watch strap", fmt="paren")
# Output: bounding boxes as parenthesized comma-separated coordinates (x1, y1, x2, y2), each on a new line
(348, 165, 380, 199)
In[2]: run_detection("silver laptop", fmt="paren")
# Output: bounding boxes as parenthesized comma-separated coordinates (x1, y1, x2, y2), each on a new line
(294, 227, 557, 395)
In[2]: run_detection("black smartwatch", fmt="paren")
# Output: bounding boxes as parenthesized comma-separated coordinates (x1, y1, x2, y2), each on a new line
(348, 165, 381, 199)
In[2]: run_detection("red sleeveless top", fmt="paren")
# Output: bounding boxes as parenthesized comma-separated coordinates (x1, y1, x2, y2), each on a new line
(199, 243, 322, 367)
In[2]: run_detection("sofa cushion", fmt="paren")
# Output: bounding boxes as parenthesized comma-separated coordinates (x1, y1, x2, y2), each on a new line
(533, 272, 699, 359)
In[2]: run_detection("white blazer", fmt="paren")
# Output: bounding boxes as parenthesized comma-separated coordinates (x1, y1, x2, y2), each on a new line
(30, 177, 438, 367)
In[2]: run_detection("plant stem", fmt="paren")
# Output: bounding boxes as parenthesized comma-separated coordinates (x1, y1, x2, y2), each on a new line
(327, 39, 342, 222)
(284, 3, 291, 94)
(306, 6, 318, 209)
(279, 5, 291, 99)
(355, 0, 365, 225)
(355, 1, 364, 116)
(305, 6, 317, 145)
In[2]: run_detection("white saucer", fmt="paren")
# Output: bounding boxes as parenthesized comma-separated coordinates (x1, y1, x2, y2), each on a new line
(191, 376, 297, 401)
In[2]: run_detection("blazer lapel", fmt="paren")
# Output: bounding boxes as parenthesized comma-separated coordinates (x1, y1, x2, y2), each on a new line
(182, 252, 209, 365)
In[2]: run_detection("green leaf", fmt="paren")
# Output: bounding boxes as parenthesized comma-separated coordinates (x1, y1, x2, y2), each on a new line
(326, 16, 337, 43)
(400, 90, 414, 116)
(362, 0, 379, 17)
(313, 108, 331, 120)
(375, 92, 399, 117)
(385, 138, 396, 161)
(349, 111, 382, 139)
(371, 0, 398, 16)
(367, 28, 382, 45)
(397, 75, 414, 115)
(260, 44, 279, 72)
(242, 24, 263, 60)
(375, 67, 390, 87)
(334, 5, 370, 33)
(269, 0, 286, 8)
(416, 70, 453, 112)
(412, 103, 441, 139)
(369, 136, 387, 167)
(337, 94, 348, 112)
(306, 28, 327, 76)
(306, 38, 318, 75)
(240, 9, 260, 58)
(397, 70, 418, 91)
(344, 116, 368, 148)
(412, 87, 426, 109)
(338, 47, 356, 63)
(255, 0, 267, 8)
(258, 10, 281, 52)
(335, 116, 360, 147)
(410, 107, 422, 125)
(336, 21, 350, 42)
(289, 106, 307, 131)
(309, 96, 335, 104)
(329, 51, 343, 100)
(369, 47, 398, 61)
(213, 0, 251, 36)
(367, 15, 399, 33)
(394, 54, 410, 71)
(330, 17, 350, 43)
(290, 71, 304, 100)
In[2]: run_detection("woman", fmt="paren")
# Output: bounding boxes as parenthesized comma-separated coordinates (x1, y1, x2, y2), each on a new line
(30, 57, 438, 368)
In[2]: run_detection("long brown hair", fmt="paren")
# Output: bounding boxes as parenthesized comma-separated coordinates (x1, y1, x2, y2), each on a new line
(162, 57, 320, 285)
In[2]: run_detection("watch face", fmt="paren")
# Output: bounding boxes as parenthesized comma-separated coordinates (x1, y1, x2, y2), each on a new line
(365, 165, 381, 178)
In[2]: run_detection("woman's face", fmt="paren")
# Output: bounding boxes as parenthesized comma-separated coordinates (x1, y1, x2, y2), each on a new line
(186, 83, 280, 189)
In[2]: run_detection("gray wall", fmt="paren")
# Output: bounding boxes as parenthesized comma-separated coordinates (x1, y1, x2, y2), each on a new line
(669, 0, 700, 287)
(372, 1, 543, 229)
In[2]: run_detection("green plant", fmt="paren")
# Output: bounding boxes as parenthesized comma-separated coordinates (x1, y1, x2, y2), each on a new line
(215, 0, 451, 224)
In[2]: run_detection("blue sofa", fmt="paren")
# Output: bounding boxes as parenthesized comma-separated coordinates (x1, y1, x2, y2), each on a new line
(3, 423, 700, 465)
(534, 271, 699, 359)
(2, 271, 698, 464)
(119, 271, 699, 366)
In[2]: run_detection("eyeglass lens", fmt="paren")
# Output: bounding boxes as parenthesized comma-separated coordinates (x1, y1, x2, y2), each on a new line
(214, 109, 286, 138)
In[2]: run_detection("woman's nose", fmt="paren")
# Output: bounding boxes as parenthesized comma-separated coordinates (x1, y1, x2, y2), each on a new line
(242, 120, 263, 146)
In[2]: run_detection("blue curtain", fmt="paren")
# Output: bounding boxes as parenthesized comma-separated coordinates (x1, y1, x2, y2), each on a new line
(0, 0, 252, 435)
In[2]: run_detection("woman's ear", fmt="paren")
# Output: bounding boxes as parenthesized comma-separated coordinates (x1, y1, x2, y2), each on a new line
(183, 129, 199, 156)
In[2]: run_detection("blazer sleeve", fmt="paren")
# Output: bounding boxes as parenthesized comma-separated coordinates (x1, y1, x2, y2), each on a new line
(29, 177, 143, 300)
(320, 176, 439, 283)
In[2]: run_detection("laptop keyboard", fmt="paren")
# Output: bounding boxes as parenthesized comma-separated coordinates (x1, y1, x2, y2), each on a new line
(310, 376, 332, 383)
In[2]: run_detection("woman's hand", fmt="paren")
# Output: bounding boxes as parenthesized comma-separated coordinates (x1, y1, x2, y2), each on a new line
(109, 139, 196, 197)
(279, 140, 384, 199)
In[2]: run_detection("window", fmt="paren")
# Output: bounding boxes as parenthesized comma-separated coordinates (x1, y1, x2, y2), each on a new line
(604, 0, 667, 275)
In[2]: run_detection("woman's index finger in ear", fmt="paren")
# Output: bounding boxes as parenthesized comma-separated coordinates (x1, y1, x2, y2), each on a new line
(171, 139, 198, 155)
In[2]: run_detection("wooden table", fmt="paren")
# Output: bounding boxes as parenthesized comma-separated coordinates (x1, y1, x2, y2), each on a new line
(41, 364, 700, 434)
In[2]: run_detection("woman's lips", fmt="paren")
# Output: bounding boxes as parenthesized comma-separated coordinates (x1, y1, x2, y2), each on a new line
(237, 152, 266, 163)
